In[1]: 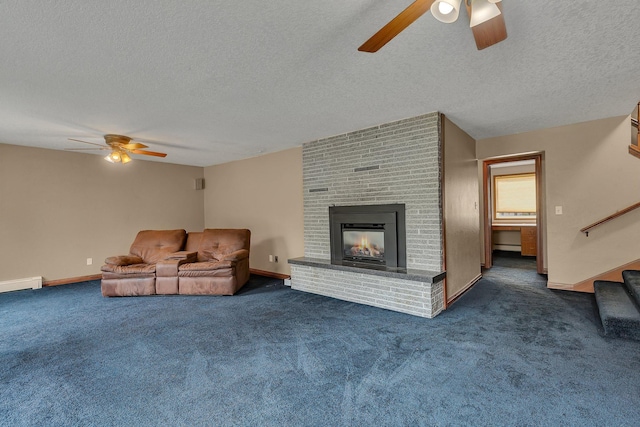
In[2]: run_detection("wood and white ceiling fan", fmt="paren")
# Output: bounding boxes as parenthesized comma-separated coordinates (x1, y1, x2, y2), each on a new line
(359, 0, 507, 53)
(66, 134, 167, 163)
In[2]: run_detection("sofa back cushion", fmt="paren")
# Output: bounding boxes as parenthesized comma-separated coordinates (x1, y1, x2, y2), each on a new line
(129, 229, 187, 264)
(185, 232, 205, 261)
(198, 229, 251, 261)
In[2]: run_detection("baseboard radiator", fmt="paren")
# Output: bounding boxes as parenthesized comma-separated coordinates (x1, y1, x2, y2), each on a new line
(0, 277, 43, 293)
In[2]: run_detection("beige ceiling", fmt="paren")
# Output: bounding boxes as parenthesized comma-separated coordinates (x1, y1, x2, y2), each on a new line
(1, 1, 639, 167)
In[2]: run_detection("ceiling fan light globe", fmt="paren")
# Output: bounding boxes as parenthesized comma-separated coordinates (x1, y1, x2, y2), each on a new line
(439, 3, 453, 15)
(121, 153, 132, 164)
(105, 151, 122, 163)
(431, 0, 461, 24)
(104, 154, 115, 163)
(470, 0, 501, 27)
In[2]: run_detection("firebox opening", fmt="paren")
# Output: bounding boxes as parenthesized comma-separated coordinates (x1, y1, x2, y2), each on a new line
(342, 224, 386, 265)
(329, 204, 406, 270)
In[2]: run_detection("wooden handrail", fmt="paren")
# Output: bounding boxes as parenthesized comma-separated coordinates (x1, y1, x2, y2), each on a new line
(580, 201, 640, 236)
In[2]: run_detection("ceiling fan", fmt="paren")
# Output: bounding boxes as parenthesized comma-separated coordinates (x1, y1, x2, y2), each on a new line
(66, 134, 167, 164)
(359, 0, 507, 53)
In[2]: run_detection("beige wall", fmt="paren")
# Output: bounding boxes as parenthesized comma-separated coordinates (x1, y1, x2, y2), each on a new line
(443, 116, 481, 301)
(203, 147, 304, 276)
(0, 144, 204, 282)
(477, 115, 640, 286)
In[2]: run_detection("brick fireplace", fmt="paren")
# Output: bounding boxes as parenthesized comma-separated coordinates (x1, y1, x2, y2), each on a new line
(289, 113, 446, 318)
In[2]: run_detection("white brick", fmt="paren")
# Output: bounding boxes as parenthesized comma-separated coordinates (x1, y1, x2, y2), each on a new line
(296, 113, 445, 316)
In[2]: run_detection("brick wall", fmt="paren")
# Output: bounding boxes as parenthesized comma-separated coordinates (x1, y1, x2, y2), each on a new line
(291, 264, 444, 318)
(302, 112, 443, 270)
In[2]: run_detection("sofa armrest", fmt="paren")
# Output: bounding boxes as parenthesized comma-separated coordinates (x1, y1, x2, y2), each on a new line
(104, 255, 144, 266)
(157, 259, 180, 277)
(220, 249, 249, 262)
(157, 253, 197, 277)
(165, 251, 197, 262)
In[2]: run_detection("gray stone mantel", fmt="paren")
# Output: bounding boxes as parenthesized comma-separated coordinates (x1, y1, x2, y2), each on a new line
(288, 257, 446, 284)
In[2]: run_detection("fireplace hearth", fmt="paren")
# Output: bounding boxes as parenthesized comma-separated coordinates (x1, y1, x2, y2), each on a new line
(329, 204, 406, 269)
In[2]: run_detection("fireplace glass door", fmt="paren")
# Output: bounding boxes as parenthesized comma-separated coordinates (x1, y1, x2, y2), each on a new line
(342, 229, 385, 264)
(329, 204, 405, 269)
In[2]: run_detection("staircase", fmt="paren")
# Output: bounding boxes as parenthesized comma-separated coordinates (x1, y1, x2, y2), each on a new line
(594, 270, 640, 340)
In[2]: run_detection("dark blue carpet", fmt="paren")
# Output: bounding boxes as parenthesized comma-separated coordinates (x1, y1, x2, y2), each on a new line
(1, 268, 640, 426)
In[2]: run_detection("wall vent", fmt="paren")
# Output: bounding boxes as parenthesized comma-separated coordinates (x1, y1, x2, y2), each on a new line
(194, 178, 205, 190)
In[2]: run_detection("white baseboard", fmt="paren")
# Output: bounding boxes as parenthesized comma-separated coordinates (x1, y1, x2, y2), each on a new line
(0, 277, 43, 293)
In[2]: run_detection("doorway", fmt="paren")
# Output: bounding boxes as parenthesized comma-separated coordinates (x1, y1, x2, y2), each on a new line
(482, 154, 544, 274)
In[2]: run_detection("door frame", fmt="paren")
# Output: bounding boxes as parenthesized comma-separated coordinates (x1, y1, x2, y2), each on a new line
(482, 153, 544, 274)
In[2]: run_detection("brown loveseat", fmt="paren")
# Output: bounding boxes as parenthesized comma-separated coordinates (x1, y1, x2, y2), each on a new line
(101, 229, 251, 297)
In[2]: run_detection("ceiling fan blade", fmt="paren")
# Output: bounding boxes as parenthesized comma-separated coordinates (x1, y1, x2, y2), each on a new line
(68, 138, 108, 148)
(466, 1, 507, 50)
(358, 0, 435, 53)
(130, 149, 167, 158)
(122, 142, 148, 150)
(64, 147, 110, 151)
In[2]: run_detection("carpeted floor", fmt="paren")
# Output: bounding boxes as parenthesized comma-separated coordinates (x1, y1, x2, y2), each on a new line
(492, 249, 536, 264)
(1, 266, 640, 426)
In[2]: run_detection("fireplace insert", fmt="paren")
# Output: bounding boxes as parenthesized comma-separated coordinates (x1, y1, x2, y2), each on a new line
(342, 223, 386, 264)
(329, 204, 406, 268)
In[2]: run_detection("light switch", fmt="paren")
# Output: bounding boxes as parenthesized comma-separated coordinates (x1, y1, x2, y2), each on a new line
(555, 206, 563, 215)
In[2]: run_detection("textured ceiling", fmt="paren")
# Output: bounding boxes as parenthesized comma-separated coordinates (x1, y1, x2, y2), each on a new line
(1, 1, 639, 166)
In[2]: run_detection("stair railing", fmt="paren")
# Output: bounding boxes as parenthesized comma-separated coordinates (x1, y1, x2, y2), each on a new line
(584, 105, 640, 235)
(580, 201, 640, 236)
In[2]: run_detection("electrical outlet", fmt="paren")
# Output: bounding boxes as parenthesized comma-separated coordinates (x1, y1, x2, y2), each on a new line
(269, 255, 274, 262)
(274, 256, 278, 263)
(86, 258, 93, 266)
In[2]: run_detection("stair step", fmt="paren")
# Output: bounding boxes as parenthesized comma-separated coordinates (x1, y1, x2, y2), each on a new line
(594, 280, 640, 341)
(622, 270, 640, 304)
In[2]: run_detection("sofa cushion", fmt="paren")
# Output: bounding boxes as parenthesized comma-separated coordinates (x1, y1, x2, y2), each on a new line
(184, 232, 205, 261)
(179, 260, 234, 271)
(198, 229, 250, 261)
(178, 267, 234, 278)
(129, 229, 187, 264)
(102, 271, 156, 280)
(104, 255, 144, 266)
(101, 263, 156, 275)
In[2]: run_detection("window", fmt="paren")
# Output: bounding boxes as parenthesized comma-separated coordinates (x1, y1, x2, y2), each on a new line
(493, 173, 536, 221)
